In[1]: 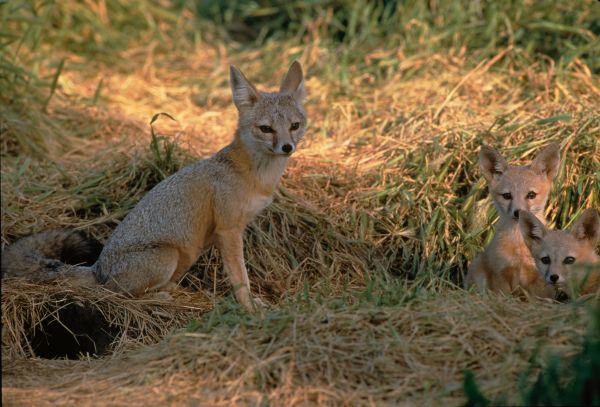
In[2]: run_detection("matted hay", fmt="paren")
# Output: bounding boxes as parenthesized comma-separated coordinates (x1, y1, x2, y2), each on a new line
(1, 279, 212, 359)
(1, 291, 593, 406)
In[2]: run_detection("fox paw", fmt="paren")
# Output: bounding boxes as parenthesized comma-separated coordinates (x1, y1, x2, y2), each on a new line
(145, 291, 173, 301)
(251, 297, 268, 309)
(248, 297, 270, 315)
(240, 296, 268, 313)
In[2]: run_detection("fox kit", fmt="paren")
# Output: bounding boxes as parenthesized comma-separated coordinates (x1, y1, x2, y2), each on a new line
(464, 143, 560, 298)
(1, 61, 307, 310)
(519, 208, 600, 298)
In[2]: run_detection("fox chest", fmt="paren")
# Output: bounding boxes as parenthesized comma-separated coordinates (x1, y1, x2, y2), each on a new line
(244, 194, 273, 221)
(496, 238, 539, 285)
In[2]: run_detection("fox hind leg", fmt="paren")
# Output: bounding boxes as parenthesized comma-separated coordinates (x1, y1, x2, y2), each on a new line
(102, 247, 179, 297)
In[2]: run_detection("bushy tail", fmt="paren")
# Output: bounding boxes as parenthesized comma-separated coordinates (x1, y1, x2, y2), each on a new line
(1, 230, 103, 285)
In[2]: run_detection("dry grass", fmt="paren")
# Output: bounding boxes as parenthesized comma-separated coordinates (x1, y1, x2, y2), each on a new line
(1, 279, 213, 359)
(1, 1, 599, 405)
(2, 291, 592, 406)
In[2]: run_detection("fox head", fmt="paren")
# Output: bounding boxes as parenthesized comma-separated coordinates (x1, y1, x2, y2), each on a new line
(229, 61, 307, 157)
(519, 209, 600, 286)
(479, 143, 560, 222)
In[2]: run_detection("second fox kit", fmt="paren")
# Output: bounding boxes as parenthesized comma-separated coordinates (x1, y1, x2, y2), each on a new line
(1, 61, 307, 310)
(464, 143, 560, 297)
(519, 208, 600, 297)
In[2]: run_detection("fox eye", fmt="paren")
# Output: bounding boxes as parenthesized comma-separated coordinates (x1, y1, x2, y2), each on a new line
(502, 193, 513, 200)
(258, 125, 275, 133)
(290, 122, 300, 131)
(563, 256, 575, 264)
(526, 191, 537, 199)
(541, 256, 551, 265)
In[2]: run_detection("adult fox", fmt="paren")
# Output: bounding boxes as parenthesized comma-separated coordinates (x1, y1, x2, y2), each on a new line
(2, 61, 307, 311)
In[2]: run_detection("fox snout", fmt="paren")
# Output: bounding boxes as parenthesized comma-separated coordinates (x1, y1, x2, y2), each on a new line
(268, 128, 297, 155)
(508, 195, 529, 220)
(506, 195, 540, 221)
(546, 271, 565, 285)
(505, 205, 525, 221)
(274, 140, 295, 156)
(542, 265, 565, 285)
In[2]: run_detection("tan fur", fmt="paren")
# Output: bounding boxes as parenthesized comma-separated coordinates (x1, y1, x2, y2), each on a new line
(519, 208, 600, 298)
(3, 61, 307, 311)
(464, 143, 561, 298)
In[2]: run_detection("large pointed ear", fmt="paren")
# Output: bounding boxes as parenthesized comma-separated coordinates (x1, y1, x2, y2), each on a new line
(519, 210, 548, 250)
(531, 143, 560, 180)
(230, 65, 261, 111)
(279, 61, 305, 102)
(479, 145, 509, 183)
(570, 209, 600, 246)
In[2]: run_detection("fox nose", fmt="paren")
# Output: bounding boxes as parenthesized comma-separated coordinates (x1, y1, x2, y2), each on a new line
(281, 143, 294, 154)
(513, 209, 520, 219)
(549, 274, 559, 283)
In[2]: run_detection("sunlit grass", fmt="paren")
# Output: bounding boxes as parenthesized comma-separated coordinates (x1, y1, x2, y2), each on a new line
(1, 0, 599, 405)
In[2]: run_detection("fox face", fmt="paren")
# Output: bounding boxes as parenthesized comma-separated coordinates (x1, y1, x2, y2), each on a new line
(479, 144, 560, 222)
(519, 209, 600, 285)
(230, 62, 307, 156)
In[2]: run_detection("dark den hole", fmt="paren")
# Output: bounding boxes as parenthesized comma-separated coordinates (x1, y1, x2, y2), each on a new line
(29, 302, 118, 359)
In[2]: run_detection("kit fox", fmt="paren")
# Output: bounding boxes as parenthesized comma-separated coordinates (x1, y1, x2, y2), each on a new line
(464, 143, 560, 297)
(1, 61, 307, 310)
(519, 208, 600, 297)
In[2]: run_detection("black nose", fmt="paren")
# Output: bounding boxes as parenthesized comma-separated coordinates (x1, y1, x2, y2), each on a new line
(513, 209, 520, 219)
(549, 274, 559, 283)
(282, 144, 293, 154)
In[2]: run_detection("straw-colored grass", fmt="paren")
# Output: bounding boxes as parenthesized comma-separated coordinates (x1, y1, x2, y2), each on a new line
(1, 1, 599, 405)
(2, 291, 592, 406)
(1, 279, 212, 359)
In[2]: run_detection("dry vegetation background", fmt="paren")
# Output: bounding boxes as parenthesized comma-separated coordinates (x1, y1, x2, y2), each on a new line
(1, 0, 599, 405)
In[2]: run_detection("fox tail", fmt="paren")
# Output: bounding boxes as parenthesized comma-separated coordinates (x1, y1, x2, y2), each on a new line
(1, 229, 103, 285)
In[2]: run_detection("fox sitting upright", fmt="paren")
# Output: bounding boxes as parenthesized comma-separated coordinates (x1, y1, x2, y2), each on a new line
(519, 208, 600, 298)
(1, 61, 307, 310)
(464, 143, 560, 298)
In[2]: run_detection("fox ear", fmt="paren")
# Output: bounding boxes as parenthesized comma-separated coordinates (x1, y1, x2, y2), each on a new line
(280, 61, 305, 102)
(479, 145, 508, 182)
(571, 209, 600, 246)
(519, 210, 547, 249)
(230, 65, 261, 111)
(531, 143, 560, 180)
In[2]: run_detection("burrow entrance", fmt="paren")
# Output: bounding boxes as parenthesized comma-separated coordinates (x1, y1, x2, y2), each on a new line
(28, 301, 119, 359)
